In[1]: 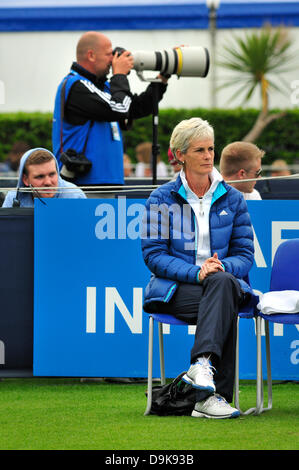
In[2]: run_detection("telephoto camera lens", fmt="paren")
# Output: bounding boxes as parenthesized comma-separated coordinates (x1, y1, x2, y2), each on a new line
(132, 46, 210, 78)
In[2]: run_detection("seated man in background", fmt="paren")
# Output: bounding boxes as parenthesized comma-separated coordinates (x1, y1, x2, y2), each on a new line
(219, 141, 264, 200)
(0, 141, 30, 173)
(2, 148, 86, 207)
(123, 153, 133, 177)
(270, 159, 291, 177)
(168, 147, 182, 178)
(0, 141, 31, 206)
(135, 142, 168, 178)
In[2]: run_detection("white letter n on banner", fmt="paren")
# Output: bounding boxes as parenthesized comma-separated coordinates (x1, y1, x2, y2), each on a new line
(105, 287, 143, 334)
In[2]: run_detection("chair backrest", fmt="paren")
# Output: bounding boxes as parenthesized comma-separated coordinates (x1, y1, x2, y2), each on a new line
(271, 238, 299, 291)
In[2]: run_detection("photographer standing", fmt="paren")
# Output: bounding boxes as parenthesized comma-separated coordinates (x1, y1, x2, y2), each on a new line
(52, 31, 169, 185)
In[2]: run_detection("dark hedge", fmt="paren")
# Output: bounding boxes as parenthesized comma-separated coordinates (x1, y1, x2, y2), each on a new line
(0, 108, 298, 166)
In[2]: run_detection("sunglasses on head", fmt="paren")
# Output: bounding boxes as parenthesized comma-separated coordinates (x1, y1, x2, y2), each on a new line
(245, 168, 262, 178)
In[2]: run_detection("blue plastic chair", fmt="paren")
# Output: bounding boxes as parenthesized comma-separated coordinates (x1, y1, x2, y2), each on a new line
(257, 238, 299, 412)
(144, 301, 263, 416)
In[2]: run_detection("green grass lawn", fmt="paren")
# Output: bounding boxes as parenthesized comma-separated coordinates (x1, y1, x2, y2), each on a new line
(0, 378, 298, 450)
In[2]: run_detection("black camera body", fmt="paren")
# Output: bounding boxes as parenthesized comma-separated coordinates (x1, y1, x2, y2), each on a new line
(113, 47, 126, 57)
(60, 148, 92, 181)
(113, 47, 131, 76)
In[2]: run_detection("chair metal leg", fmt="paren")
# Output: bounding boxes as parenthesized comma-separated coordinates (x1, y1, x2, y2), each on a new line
(144, 316, 154, 415)
(234, 316, 241, 411)
(262, 319, 273, 412)
(254, 317, 273, 414)
(158, 322, 166, 385)
(234, 316, 261, 415)
(255, 315, 263, 414)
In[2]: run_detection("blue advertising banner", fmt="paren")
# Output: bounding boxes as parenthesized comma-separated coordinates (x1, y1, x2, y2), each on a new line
(33, 198, 299, 379)
(1, 1, 299, 31)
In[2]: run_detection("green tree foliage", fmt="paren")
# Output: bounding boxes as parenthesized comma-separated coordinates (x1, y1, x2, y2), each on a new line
(217, 25, 297, 142)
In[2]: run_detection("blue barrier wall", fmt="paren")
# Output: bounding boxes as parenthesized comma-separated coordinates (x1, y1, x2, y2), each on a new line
(1, 1, 299, 31)
(33, 198, 299, 379)
(0, 209, 33, 376)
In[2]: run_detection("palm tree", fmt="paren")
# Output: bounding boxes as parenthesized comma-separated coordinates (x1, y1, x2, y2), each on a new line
(217, 25, 296, 142)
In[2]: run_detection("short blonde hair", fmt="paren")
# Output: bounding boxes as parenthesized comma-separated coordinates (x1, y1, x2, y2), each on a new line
(270, 159, 289, 171)
(170, 117, 214, 159)
(220, 141, 264, 177)
(23, 150, 54, 176)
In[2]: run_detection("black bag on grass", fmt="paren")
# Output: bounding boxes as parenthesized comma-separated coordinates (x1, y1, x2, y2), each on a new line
(147, 372, 197, 416)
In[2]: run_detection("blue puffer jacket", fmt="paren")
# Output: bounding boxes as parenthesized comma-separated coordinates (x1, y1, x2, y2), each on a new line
(141, 173, 255, 313)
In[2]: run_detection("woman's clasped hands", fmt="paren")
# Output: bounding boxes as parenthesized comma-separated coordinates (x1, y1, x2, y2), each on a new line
(198, 253, 224, 282)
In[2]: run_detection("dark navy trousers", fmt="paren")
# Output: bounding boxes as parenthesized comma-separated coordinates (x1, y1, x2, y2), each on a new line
(159, 271, 243, 403)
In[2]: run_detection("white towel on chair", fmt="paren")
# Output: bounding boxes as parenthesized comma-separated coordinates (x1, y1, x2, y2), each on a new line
(257, 290, 299, 314)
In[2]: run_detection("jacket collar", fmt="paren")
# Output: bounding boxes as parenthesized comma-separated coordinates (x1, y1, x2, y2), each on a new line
(71, 62, 107, 88)
(171, 169, 228, 205)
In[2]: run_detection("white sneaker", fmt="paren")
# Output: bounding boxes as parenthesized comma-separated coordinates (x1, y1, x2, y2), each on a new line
(191, 394, 240, 419)
(182, 356, 216, 392)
